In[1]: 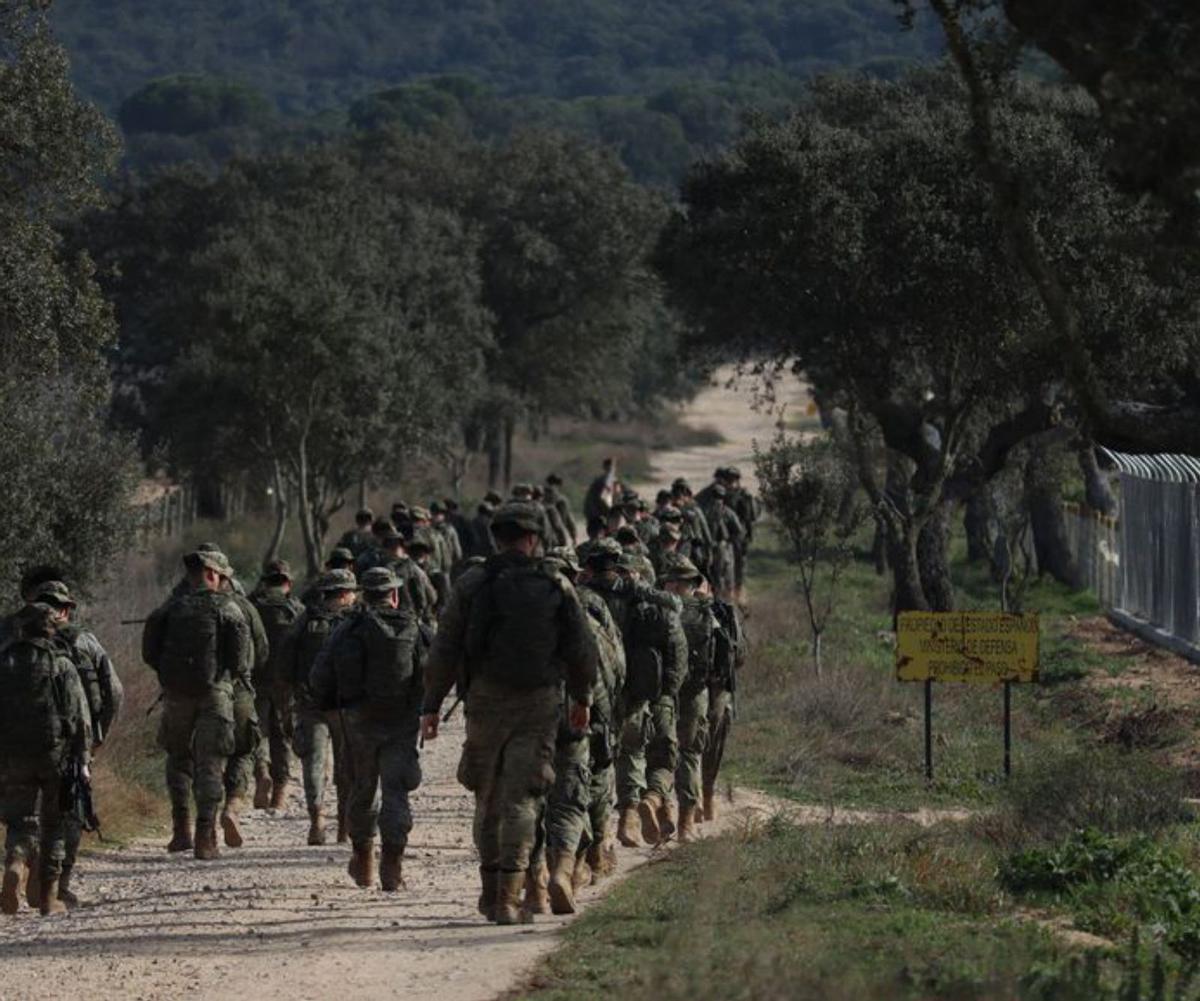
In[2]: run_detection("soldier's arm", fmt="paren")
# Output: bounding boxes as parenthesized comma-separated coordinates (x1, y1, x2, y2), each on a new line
(244, 600, 270, 673)
(421, 575, 475, 715)
(58, 656, 93, 757)
(140, 603, 169, 672)
(308, 618, 348, 710)
(556, 582, 598, 707)
(81, 632, 123, 744)
(220, 602, 254, 686)
(663, 607, 689, 698)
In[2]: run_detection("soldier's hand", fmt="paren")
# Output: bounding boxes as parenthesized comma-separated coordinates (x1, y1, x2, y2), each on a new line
(421, 713, 440, 742)
(568, 701, 590, 732)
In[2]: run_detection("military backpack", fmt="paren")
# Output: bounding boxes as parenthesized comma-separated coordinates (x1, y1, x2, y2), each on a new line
(0, 637, 74, 760)
(252, 590, 302, 688)
(56, 625, 104, 735)
(147, 591, 226, 697)
(330, 606, 421, 712)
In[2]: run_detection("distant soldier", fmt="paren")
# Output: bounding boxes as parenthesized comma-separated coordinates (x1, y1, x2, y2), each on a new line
(581, 539, 687, 848)
(430, 501, 464, 574)
(658, 556, 717, 842)
(310, 568, 424, 891)
(28, 578, 123, 908)
(703, 588, 745, 822)
(545, 474, 578, 543)
(408, 529, 450, 620)
(298, 546, 356, 608)
(249, 561, 304, 812)
(583, 457, 618, 523)
(466, 499, 499, 560)
(355, 526, 437, 621)
(142, 549, 251, 860)
(724, 467, 758, 604)
(282, 569, 359, 845)
(421, 502, 598, 925)
(648, 520, 683, 579)
(699, 483, 745, 602)
(0, 603, 90, 917)
(338, 509, 376, 558)
(672, 478, 714, 577)
(441, 498, 476, 568)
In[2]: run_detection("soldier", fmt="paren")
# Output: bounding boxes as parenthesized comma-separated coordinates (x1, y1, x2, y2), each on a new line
(283, 569, 359, 845)
(699, 483, 745, 602)
(338, 509, 376, 558)
(298, 547, 356, 608)
(356, 526, 437, 620)
(0, 603, 90, 917)
(658, 556, 716, 842)
(672, 478, 714, 577)
(310, 568, 424, 892)
(575, 516, 609, 567)
(430, 502, 464, 574)
(724, 467, 758, 604)
(409, 506, 448, 575)
(545, 474, 578, 543)
(249, 560, 304, 812)
(583, 457, 618, 523)
(703, 586, 745, 822)
(420, 502, 598, 925)
(142, 549, 251, 860)
(408, 529, 449, 620)
(649, 521, 683, 579)
(581, 540, 687, 849)
(466, 500, 498, 560)
(442, 498, 476, 568)
(538, 547, 625, 913)
(28, 578, 123, 908)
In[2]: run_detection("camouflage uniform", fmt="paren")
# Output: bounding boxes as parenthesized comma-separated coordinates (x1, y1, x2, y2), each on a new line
(543, 481, 578, 544)
(699, 486, 745, 600)
(249, 570, 304, 806)
(354, 531, 438, 622)
(725, 469, 758, 597)
(423, 502, 597, 923)
(703, 598, 746, 820)
(142, 552, 252, 857)
(0, 604, 90, 915)
(281, 570, 357, 844)
(224, 588, 268, 814)
(310, 567, 424, 891)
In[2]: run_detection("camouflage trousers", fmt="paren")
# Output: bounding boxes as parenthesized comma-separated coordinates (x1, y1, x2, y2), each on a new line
(223, 681, 261, 804)
(703, 688, 734, 800)
(341, 708, 421, 849)
(0, 759, 65, 876)
(675, 679, 710, 809)
(733, 541, 749, 591)
(158, 687, 235, 823)
(545, 736, 590, 854)
(255, 684, 293, 785)
(293, 705, 349, 823)
(458, 679, 558, 874)
(616, 696, 678, 809)
(710, 542, 736, 600)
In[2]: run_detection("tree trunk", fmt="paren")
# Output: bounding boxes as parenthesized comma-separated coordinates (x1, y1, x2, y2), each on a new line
(264, 460, 289, 564)
(1025, 449, 1081, 588)
(918, 500, 955, 612)
(486, 421, 502, 490)
(887, 523, 929, 620)
(811, 629, 823, 678)
(964, 489, 993, 563)
(1077, 442, 1117, 516)
(871, 517, 888, 576)
(295, 435, 322, 578)
(503, 417, 515, 490)
(358, 476, 368, 511)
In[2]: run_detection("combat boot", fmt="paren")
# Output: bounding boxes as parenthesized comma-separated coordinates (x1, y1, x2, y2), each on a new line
(193, 819, 220, 861)
(546, 851, 576, 915)
(380, 842, 405, 892)
(220, 798, 245, 848)
(336, 808, 349, 844)
(702, 789, 717, 823)
(523, 860, 550, 915)
(269, 779, 289, 812)
(307, 806, 327, 846)
(25, 850, 40, 909)
(1, 853, 28, 915)
(167, 807, 193, 853)
(638, 792, 663, 845)
(585, 839, 605, 879)
(657, 796, 678, 841)
(348, 839, 376, 888)
(572, 854, 593, 893)
(693, 804, 705, 826)
(495, 870, 533, 925)
(57, 865, 80, 909)
(477, 867, 498, 921)
(677, 803, 697, 843)
(253, 768, 272, 810)
(38, 873, 66, 917)
(617, 805, 642, 848)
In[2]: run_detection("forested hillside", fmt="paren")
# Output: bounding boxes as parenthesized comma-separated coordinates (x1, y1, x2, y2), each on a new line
(50, 0, 940, 183)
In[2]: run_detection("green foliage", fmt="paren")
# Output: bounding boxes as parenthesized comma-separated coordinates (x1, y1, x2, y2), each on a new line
(118, 74, 274, 135)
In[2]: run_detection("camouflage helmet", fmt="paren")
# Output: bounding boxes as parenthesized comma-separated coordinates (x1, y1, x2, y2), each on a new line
(615, 525, 639, 546)
(619, 552, 656, 583)
(657, 507, 684, 524)
(328, 546, 355, 567)
(490, 501, 545, 535)
(710, 483, 727, 499)
(409, 505, 432, 522)
(32, 580, 76, 609)
(483, 490, 503, 506)
(355, 507, 374, 522)
(659, 521, 682, 541)
(584, 537, 624, 569)
(318, 569, 359, 593)
(261, 558, 292, 581)
(545, 546, 582, 578)
(407, 527, 437, 555)
(546, 473, 564, 487)
(380, 526, 406, 545)
(184, 547, 226, 574)
(659, 554, 703, 584)
(17, 602, 59, 637)
(726, 466, 743, 481)
(359, 567, 400, 593)
(510, 483, 534, 499)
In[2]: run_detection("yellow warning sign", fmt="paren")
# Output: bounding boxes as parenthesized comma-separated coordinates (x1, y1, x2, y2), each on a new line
(896, 612, 1039, 684)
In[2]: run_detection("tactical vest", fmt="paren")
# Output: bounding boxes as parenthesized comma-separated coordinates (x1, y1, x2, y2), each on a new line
(252, 590, 302, 687)
(0, 637, 72, 760)
(331, 606, 420, 712)
(465, 555, 566, 691)
(680, 596, 717, 685)
(294, 607, 337, 691)
(56, 626, 103, 733)
(155, 591, 226, 697)
(711, 599, 743, 693)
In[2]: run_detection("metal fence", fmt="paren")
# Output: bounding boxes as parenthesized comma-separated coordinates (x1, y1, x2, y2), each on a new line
(1066, 448, 1200, 661)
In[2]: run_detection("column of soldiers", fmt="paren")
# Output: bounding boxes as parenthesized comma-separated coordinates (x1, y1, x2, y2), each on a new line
(0, 463, 752, 922)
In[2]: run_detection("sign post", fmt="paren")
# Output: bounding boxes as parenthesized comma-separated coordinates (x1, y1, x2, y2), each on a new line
(896, 611, 1039, 781)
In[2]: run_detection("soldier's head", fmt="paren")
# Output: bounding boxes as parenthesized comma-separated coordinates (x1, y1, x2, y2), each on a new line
(584, 538, 623, 581)
(408, 529, 436, 565)
(602, 457, 615, 472)
(19, 564, 68, 604)
(442, 497, 460, 516)
(659, 521, 682, 551)
(714, 466, 729, 485)
(326, 547, 355, 571)
(546, 473, 564, 488)
(260, 559, 293, 595)
(429, 501, 446, 525)
(615, 525, 639, 550)
(371, 518, 393, 541)
(381, 527, 407, 556)
(510, 483, 534, 501)
(355, 508, 374, 528)
(318, 570, 359, 610)
(711, 483, 727, 506)
(490, 502, 545, 556)
(605, 509, 627, 534)
(17, 602, 58, 640)
(360, 567, 400, 609)
(184, 548, 225, 591)
(545, 546, 581, 583)
(30, 580, 76, 624)
(484, 490, 503, 507)
(726, 467, 742, 485)
(586, 515, 607, 541)
(409, 505, 432, 528)
(671, 478, 693, 503)
(655, 490, 672, 509)
(660, 556, 702, 596)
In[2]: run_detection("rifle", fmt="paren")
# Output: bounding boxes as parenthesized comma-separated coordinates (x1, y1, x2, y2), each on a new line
(441, 695, 463, 724)
(60, 754, 102, 839)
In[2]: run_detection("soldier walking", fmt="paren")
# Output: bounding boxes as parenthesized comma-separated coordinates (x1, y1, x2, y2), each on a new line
(310, 567, 424, 891)
(142, 549, 252, 860)
(421, 502, 598, 925)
